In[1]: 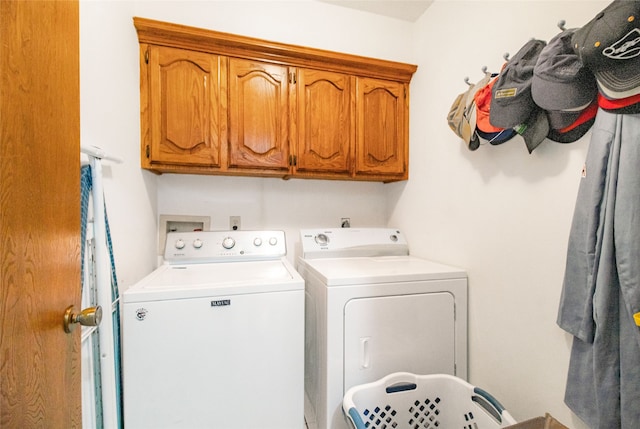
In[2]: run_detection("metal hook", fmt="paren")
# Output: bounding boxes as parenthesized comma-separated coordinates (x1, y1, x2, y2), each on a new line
(557, 19, 566, 31)
(503, 52, 510, 61)
(463, 76, 472, 86)
(481, 65, 488, 74)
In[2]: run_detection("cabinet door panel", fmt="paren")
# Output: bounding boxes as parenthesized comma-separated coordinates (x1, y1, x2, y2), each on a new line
(295, 69, 353, 174)
(356, 78, 407, 177)
(228, 59, 289, 170)
(148, 46, 221, 167)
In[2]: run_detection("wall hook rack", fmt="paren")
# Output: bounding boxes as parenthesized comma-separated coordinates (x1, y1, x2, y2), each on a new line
(557, 19, 566, 31)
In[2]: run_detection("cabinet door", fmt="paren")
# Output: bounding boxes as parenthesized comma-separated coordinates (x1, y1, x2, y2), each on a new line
(294, 69, 354, 175)
(147, 46, 222, 167)
(228, 58, 290, 170)
(356, 78, 408, 178)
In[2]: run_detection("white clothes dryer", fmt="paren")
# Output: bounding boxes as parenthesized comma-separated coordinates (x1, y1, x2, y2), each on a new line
(122, 230, 304, 429)
(297, 228, 468, 429)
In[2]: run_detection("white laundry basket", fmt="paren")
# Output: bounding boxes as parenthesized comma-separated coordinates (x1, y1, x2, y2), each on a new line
(343, 372, 517, 429)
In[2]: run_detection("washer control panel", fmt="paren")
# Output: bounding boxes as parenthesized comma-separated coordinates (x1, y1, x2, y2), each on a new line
(164, 230, 286, 263)
(300, 228, 409, 259)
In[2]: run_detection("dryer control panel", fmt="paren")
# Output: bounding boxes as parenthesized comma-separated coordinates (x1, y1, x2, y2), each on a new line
(164, 230, 287, 263)
(300, 228, 409, 259)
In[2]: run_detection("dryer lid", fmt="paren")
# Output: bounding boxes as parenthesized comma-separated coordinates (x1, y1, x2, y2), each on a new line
(299, 255, 466, 286)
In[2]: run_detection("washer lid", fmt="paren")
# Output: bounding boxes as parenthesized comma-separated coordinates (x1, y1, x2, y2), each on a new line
(123, 258, 303, 302)
(298, 255, 466, 286)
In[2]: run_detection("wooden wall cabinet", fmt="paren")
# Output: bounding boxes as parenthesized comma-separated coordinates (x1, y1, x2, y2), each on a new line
(227, 58, 290, 171)
(294, 68, 354, 176)
(356, 77, 407, 177)
(144, 46, 223, 169)
(134, 17, 417, 182)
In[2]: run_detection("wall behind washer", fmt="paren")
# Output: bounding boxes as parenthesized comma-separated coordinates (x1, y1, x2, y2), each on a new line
(80, 0, 416, 289)
(80, 1, 608, 427)
(132, 0, 417, 262)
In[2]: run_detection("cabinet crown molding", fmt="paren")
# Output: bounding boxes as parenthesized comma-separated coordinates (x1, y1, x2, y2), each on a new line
(133, 17, 417, 82)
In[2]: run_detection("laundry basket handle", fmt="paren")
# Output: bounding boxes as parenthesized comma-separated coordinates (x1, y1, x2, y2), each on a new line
(347, 407, 366, 429)
(472, 387, 507, 423)
(385, 382, 417, 394)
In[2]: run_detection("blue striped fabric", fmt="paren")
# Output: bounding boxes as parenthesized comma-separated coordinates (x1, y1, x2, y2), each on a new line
(80, 165, 123, 429)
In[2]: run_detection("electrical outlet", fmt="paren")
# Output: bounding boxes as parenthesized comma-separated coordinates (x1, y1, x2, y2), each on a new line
(230, 216, 241, 231)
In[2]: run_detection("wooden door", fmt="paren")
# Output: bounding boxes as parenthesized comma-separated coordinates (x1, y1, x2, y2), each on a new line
(355, 77, 408, 179)
(145, 45, 223, 169)
(1, 1, 81, 428)
(228, 58, 290, 171)
(294, 68, 354, 175)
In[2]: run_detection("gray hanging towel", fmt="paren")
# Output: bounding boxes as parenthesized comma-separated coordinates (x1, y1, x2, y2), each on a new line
(557, 109, 640, 428)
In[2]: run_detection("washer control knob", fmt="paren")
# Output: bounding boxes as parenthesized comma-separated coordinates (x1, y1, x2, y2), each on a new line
(193, 238, 203, 249)
(269, 236, 278, 246)
(175, 239, 186, 250)
(253, 237, 263, 247)
(222, 237, 235, 249)
(315, 233, 329, 245)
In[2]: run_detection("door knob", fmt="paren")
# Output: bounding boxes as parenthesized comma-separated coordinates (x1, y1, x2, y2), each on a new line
(64, 305, 102, 333)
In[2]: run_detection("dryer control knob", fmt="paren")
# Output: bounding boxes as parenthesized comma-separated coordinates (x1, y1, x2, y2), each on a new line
(253, 238, 263, 247)
(268, 237, 278, 246)
(315, 233, 329, 245)
(193, 238, 203, 249)
(222, 237, 235, 249)
(175, 239, 186, 250)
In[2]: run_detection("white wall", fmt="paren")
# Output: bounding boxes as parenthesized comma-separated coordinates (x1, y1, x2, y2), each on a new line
(80, 0, 157, 288)
(80, 0, 415, 281)
(80, 1, 609, 427)
(386, 1, 607, 428)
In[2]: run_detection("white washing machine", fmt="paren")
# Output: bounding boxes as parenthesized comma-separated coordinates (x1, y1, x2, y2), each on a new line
(122, 230, 304, 429)
(297, 228, 468, 429)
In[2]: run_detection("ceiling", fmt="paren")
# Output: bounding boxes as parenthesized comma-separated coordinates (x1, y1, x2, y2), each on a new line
(319, 0, 433, 22)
